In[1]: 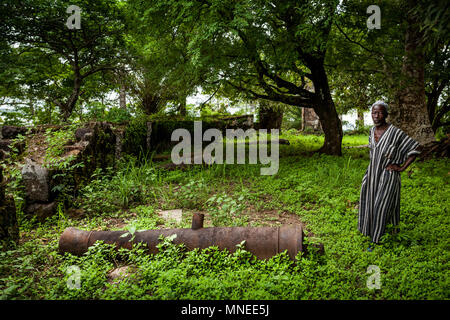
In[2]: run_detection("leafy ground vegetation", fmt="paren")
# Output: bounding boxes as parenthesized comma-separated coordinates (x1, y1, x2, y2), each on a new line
(0, 130, 449, 300)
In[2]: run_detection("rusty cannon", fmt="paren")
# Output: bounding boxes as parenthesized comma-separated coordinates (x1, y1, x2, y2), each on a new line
(59, 213, 304, 260)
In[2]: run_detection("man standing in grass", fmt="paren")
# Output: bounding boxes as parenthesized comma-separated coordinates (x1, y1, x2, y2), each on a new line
(358, 101, 421, 248)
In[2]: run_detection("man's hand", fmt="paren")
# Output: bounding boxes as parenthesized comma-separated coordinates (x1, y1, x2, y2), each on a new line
(386, 164, 404, 172)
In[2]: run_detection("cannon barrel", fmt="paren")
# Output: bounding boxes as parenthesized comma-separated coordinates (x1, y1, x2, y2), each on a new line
(59, 215, 304, 260)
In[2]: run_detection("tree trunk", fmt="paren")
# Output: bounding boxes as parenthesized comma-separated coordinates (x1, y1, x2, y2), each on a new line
(432, 102, 450, 132)
(357, 109, 364, 129)
(119, 83, 127, 109)
(179, 94, 187, 116)
(141, 92, 161, 115)
(116, 68, 127, 110)
(58, 74, 82, 122)
(61, 95, 79, 122)
(29, 101, 35, 119)
(258, 100, 283, 130)
(314, 101, 343, 156)
(389, 2, 435, 146)
(310, 62, 343, 155)
(301, 107, 305, 131)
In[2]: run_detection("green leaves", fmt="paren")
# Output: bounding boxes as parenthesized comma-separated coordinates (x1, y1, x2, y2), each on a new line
(44, 126, 76, 165)
(0, 0, 128, 121)
(206, 192, 248, 227)
(120, 225, 137, 242)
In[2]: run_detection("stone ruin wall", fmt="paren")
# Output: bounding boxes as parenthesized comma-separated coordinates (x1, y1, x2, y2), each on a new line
(0, 115, 255, 227)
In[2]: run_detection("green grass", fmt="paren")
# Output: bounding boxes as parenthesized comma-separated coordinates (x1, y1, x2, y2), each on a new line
(1, 133, 449, 300)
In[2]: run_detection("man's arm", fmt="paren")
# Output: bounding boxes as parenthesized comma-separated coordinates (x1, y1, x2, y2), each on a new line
(386, 154, 417, 172)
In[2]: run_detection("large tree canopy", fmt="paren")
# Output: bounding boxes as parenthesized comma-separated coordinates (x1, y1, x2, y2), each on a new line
(124, 1, 207, 116)
(0, 0, 448, 150)
(131, 0, 344, 155)
(0, 0, 127, 121)
(331, 0, 449, 144)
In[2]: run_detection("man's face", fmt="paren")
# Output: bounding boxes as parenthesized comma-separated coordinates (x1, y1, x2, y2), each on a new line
(371, 105, 387, 127)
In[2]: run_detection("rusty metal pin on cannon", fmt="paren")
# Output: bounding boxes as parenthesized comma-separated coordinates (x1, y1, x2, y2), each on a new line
(59, 215, 304, 260)
(191, 212, 204, 230)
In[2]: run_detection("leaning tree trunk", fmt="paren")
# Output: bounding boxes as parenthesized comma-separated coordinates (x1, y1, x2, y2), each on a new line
(60, 94, 79, 122)
(57, 73, 82, 122)
(314, 100, 343, 156)
(389, 2, 435, 146)
(310, 63, 343, 156)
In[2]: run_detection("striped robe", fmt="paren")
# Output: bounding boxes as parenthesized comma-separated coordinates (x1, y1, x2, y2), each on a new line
(358, 124, 420, 243)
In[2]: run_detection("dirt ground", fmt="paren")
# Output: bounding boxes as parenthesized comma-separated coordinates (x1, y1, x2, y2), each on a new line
(23, 132, 48, 165)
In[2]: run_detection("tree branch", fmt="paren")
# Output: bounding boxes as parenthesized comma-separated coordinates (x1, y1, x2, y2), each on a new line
(81, 65, 116, 79)
(226, 80, 314, 107)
